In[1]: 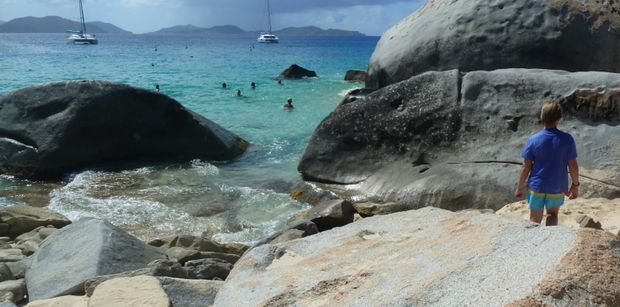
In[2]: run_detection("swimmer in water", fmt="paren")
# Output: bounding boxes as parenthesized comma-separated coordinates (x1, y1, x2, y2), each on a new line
(155, 84, 160, 92)
(251, 82, 256, 89)
(222, 82, 227, 89)
(277, 79, 283, 85)
(283, 98, 294, 109)
(237, 89, 243, 97)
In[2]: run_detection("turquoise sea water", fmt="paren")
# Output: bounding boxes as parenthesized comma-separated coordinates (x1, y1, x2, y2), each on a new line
(0, 33, 377, 243)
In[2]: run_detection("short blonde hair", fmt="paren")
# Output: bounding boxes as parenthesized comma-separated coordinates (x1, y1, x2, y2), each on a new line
(540, 101, 562, 125)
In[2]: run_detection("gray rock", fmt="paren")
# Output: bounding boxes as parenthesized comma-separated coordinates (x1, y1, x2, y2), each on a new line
(0, 206, 69, 237)
(165, 247, 201, 265)
(288, 180, 339, 206)
(83, 268, 151, 297)
(268, 229, 305, 245)
(344, 70, 367, 82)
(0, 264, 14, 283)
(0, 279, 25, 303)
(146, 259, 188, 279)
(212, 207, 597, 306)
(279, 64, 317, 79)
(353, 201, 411, 217)
(0, 80, 249, 180)
(149, 235, 248, 255)
(0, 250, 24, 263)
(299, 69, 620, 211)
(197, 252, 240, 265)
(295, 199, 355, 231)
(184, 259, 232, 280)
(5, 259, 27, 279)
(25, 218, 165, 301)
(14, 226, 56, 256)
(253, 220, 319, 248)
(367, 0, 620, 89)
(158, 277, 222, 307)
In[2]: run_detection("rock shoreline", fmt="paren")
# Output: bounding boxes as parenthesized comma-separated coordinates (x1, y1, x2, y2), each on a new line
(0, 194, 617, 306)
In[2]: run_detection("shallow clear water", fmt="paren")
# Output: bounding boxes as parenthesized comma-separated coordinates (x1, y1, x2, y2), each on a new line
(0, 33, 377, 243)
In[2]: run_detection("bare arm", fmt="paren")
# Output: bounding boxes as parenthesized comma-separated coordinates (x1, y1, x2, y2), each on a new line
(515, 160, 533, 198)
(567, 159, 579, 199)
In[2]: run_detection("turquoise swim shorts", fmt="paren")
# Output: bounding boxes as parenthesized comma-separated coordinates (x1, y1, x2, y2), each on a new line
(527, 190, 565, 211)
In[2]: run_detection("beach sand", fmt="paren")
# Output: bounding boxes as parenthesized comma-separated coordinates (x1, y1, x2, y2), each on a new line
(497, 198, 620, 236)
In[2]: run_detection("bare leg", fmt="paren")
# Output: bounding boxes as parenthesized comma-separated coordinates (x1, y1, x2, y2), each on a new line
(545, 206, 560, 226)
(530, 209, 544, 224)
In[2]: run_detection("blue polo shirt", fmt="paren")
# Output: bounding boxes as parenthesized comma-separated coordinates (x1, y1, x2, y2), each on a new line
(521, 128, 577, 194)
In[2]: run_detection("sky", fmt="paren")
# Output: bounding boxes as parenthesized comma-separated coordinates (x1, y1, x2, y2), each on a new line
(0, 0, 425, 35)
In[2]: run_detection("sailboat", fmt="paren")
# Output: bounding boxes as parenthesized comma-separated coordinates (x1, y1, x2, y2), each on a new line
(67, 0, 98, 45)
(257, 0, 279, 43)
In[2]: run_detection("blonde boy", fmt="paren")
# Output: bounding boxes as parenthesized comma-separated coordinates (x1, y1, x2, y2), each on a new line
(515, 101, 580, 225)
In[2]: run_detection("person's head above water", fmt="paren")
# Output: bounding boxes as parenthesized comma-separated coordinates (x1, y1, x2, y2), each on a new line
(251, 82, 256, 88)
(222, 82, 227, 88)
(237, 89, 242, 96)
(155, 84, 160, 92)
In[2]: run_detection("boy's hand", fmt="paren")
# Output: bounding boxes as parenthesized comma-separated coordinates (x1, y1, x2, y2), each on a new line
(514, 186, 527, 198)
(565, 185, 579, 200)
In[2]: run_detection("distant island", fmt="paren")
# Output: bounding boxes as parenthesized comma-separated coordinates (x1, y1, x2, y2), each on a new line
(0, 16, 131, 34)
(0, 16, 366, 37)
(148, 25, 366, 37)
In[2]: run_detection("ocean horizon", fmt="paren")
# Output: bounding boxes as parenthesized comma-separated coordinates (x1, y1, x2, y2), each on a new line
(0, 33, 379, 244)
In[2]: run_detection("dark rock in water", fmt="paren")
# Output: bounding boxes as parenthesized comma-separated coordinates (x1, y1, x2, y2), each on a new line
(25, 218, 165, 301)
(184, 258, 232, 280)
(0, 80, 249, 180)
(279, 64, 317, 79)
(295, 199, 355, 232)
(367, 0, 620, 89)
(299, 69, 620, 211)
(344, 70, 367, 82)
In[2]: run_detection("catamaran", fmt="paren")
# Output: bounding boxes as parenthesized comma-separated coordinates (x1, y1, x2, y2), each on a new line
(257, 0, 279, 43)
(67, 0, 98, 45)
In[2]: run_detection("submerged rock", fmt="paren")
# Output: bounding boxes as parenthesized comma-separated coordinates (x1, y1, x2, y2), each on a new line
(344, 70, 367, 82)
(0, 80, 249, 180)
(215, 207, 620, 306)
(279, 64, 317, 79)
(367, 0, 620, 88)
(299, 69, 620, 211)
(25, 218, 165, 301)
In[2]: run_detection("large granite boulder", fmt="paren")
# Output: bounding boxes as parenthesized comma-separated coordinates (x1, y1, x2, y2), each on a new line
(0, 80, 249, 180)
(299, 69, 620, 211)
(367, 0, 620, 89)
(214, 207, 620, 306)
(25, 218, 165, 301)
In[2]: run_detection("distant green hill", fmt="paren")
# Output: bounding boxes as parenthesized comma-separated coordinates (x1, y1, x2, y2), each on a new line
(148, 24, 247, 35)
(149, 24, 366, 37)
(0, 16, 131, 34)
(275, 26, 364, 37)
